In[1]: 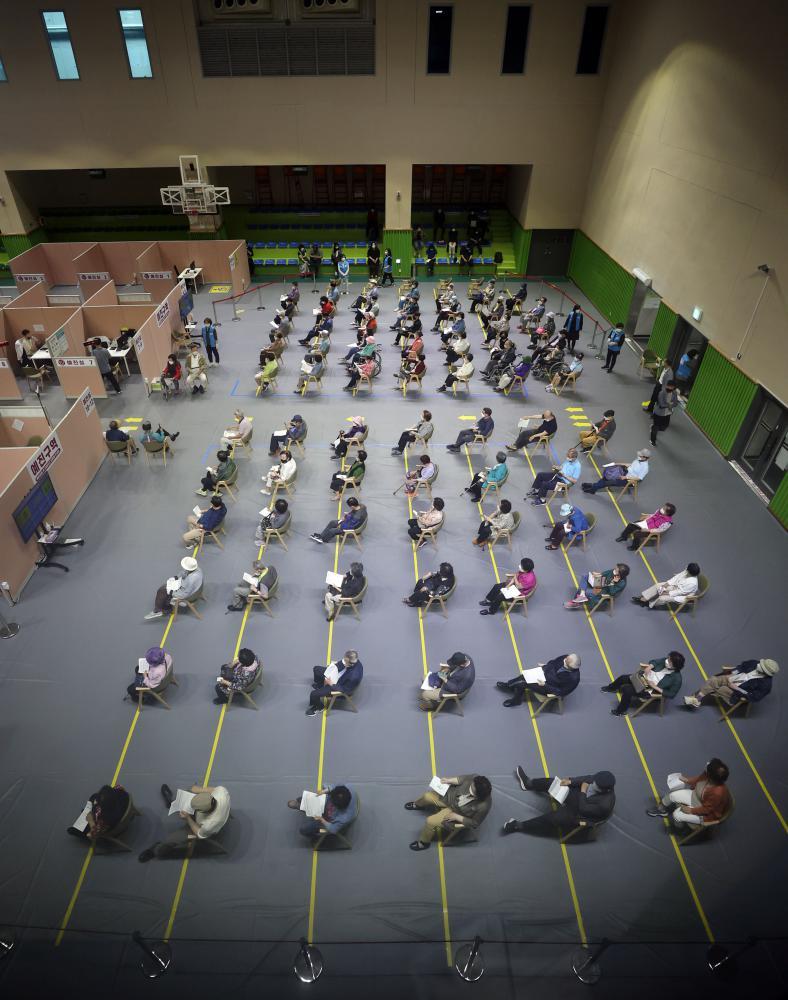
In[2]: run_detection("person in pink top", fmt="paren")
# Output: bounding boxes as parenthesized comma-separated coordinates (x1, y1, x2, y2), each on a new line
(615, 503, 675, 551)
(125, 646, 172, 703)
(480, 558, 536, 616)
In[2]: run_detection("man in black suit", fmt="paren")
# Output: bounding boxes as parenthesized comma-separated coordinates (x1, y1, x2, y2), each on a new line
(495, 653, 580, 708)
(502, 768, 616, 835)
(324, 562, 366, 621)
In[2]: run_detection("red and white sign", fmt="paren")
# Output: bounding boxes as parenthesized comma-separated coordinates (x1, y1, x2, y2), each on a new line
(26, 431, 63, 484)
(79, 387, 95, 417)
(15, 273, 47, 283)
(55, 357, 97, 368)
(142, 270, 173, 281)
(78, 271, 110, 282)
(155, 300, 171, 327)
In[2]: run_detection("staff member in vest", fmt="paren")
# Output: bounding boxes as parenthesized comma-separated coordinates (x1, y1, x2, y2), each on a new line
(601, 323, 625, 372)
(90, 339, 121, 394)
(201, 317, 220, 365)
(562, 304, 584, 355)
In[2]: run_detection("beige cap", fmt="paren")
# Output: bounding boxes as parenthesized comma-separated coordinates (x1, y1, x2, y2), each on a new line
(759, 658, 779, 676)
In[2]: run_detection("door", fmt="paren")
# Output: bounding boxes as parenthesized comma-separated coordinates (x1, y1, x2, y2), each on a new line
(526, 229, 573, 276)
(667, 317, 707, 392)
(739, 396, 788, 497)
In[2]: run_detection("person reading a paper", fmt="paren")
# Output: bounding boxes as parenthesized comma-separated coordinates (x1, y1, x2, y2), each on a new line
(646, 759, 731, 829)
(145, 556, 203, 620)
(601, 652, 684, 716)
(226, 561, 277, 612)
(220, 409, 253, 449)
(479, 557, 536, 616)
(214, 648, 260, 703)
(138, 784, 231, 862)
(288, 784, 356, 841)
(124, 646, 173, 703)
(324, 563, 365, 621)
(405, 774, 492, 851)
(564, 564, 629, 611)
(305, 650, 363, 717)
(496, 653, 580, 708)
(67, 785, 129, 841)
(502, 768, 616, 836)
(419, 652, 475, 711)
(269, 414, 308, 456)
(254, 499, 290, 546)
(196, 449, 237, 497)
(183, 495, 227, 546)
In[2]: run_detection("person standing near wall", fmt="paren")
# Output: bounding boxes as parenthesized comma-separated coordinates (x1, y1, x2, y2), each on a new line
(90, 340, 121, 394)
(650, 381, 679, 446)
(601, 323, 625, 372)
(201, 317, 220, 366)
(562, 305, 584, 355)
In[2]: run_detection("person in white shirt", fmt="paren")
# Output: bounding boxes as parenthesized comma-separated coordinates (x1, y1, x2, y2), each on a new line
(15, 330, 39, 366)
(138, 784, 231, 860)
(220, 410, 253, 449)
(632, 563, 700, 609)
(436, 353, 474, 392)
(261, 450, 297, 494)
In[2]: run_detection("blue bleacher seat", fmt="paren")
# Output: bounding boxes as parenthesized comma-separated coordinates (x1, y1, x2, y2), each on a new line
(321, 242, 331, 248)
(473, 258, 482, 264)
(438, 258, 448, 264)
(287, 258, 297, 265)
(265, 241, 275, 248)
(264, 260, 274, 267)
(278, 242, 287, 248)
(255, 242, 264, 248)
(289, 242, 299, 248)
(322, 258, 331, 264)
(483, 257, 493, 264)
(416, 257, 425, 264)
(277, 259, 287, 265)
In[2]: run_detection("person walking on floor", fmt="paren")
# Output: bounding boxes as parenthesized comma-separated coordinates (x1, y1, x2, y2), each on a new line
(91, 340, 121, 394)
(650, 381, 679, 446)
(601, 323, 625, 372)
(562, 304, 584, 355)
(644, 360, 674, 414)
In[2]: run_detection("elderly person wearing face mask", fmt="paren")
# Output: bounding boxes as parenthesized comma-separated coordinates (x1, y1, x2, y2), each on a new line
(545, 502, 589, 551)
(683, 658, 779, 712)
(615, 503, 675, 551)
(564, 564, 629, 611)
(632, 563, 700, 609)
(125, 646, 173, 703)
(503, 768, 616, 836)
(525, 448, 581, 506)
(646, 759, 731, 829)
(601, 651, 685, 716)
(496, 653, 581, 708)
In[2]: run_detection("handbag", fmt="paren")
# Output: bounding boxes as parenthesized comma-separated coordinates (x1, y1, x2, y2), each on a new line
(628, 671, 648, 693)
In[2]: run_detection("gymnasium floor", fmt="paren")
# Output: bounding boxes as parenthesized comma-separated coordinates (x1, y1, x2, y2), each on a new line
(0, 277, 786, 999)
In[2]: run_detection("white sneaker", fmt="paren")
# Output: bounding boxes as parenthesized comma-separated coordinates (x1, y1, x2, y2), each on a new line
(683, 695, 701, 709)
(144, 611, 163, 621)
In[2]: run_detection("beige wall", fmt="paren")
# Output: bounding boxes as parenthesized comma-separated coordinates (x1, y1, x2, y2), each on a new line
(581, 0, 788, 401)
(0, 0, 610, 234)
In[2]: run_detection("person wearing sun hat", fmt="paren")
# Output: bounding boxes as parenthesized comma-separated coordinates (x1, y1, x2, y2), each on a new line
(502, 768, 616, 836)
(145, 556, 203, 620)
(125, 646, 173, 702)
(683, 658, 779, 711)
(545, 502, 590, 550)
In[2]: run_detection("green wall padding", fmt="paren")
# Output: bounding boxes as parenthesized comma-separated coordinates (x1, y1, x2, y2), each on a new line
(647, 302, 678, 357)
(2, 228, 47, 258)
(685, 346, 758, 457)
(382, 229, 412, 280)
(512, 220, 532, 275)
(568, 230, 636, 324)
(768, 472, 788, 530)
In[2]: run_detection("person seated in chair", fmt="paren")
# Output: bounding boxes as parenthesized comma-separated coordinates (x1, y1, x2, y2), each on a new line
(578, 409, 616, 452)
(288, 784, 356, 840)
(305, 650, 363, 716)
(447, 407, 493, 452)
(545, 352, 584, 393)
(473, 498, 514, 549)
(310, 497, 367, 544)
(615, 503, 675, 550)
(343, 354, 376, 392)
(324, 562, 366, 621)
(525, 448, 580, 505)
(482, 339, 515, 379)
(497, 653, 580, 707)
(582, 449, 650, 493)
(464, 452, 508, 502)
(269, 414, 307, 456)
(601, 651, 684, 716)
(444, 329, 470, 365)
(214, 648, 260, 702)
(255, 352, 279, 392)
(125, 645, 173, 703)
(226, 561, 277, 612)
(502, 769, 615, 837)
(221, 410, 253, 449)
(646, 759, 731, 830)
(406, 773, 491, 851)
(407, 497, 445, 547)
(140, 420, 179, 450)
(633, 563, 700, 609)
(185, 343, 208, 394)
(564, 564, 629, 610)
(545, 502, 589, 551)
(183, 495, 227, 546)
(66, 784, 130, 840)
(494, 354, 531, 393)
(138, 784, 231, 861)
(295, 351, 325, 393)
(261, 450, 297, 494)
(394, 353, 427, 389)
(683, 658, 779, 712)
(402, 454, 435, 496)
(331, 415, 366, 459)
(197, 449, 236, 497)
(480, 557, 536, 615)
(435, 352, 474, 393)
(404, 562, 454, 608)
(161, 354, 182, 394)
(105, 420, 139, 454)
(392, 410, 432, 456)
(145, 556, 203, 620)
(419, 652, 475, 711)
(506, 410, 557, 451)
(254, 498, 290, 546)
(329, 451, 366, 498)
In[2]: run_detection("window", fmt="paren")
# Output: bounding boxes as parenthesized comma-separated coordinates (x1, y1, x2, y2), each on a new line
(427, 6, 452, 75)
(576, 5, 608, 75)
(0, 56, 7, 82)
(501, 6, 530, 74)
(119, 9, 153, 78)
(42, 11, 79, 80)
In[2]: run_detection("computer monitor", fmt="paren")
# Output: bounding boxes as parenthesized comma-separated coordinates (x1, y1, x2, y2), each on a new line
(13, 473, 58, 544)
(189, 260, 196, 270)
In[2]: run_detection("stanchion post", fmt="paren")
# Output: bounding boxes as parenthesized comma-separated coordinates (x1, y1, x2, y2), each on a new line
(212, 301, 218, 326)
(571, 938, 611, 985)
(256, 286, 265, 311)
(707, 937, 758, 983)
(231, 296, 240, 322)
(0, 610, 20, 639)
(131, 931, 171, 980)
(293, 937, 323, 983)
(0, 928, 16, 958)
(454, 936, 484, 982)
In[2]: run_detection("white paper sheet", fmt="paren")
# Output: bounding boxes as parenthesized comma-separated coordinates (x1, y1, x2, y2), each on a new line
(324, 663, 340, 686)
(300, 791, 327, 819)
(667, 772, 684, 791)
(549, 777, 569, 804)
(192, 505, 202, 517)
(429, 776, 450, 796)
(166, 576, 179, 593)
(522, 666, 546, 685)
(72, 800, 92, 832)
(326, 571, 344, 588)
(242, 572, 258, 586)
(421, 673, 438, 691)
(138, 657, 149, 673)
(168, 789, 196, 817)
(501, 584, 521, 600)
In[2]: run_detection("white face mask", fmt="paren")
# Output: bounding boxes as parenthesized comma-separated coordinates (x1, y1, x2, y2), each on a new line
(586, 782, 601, 797)
(665, 658, 672, 670)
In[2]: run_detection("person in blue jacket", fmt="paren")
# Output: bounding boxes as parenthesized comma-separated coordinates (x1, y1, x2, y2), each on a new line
(562, 304, 584, 355)
(306, 650, 363, 716)
(289, 784, 357, 841)
(545, 503, 589, 550)
(310, 497, 367, 544)
(601, 322, 625, 372)
(496, 653, 581, 708)
(183, 495, 227, 545)
(201, 316, 220, 366)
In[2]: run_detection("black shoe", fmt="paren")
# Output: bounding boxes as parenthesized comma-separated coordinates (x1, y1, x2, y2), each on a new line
(226, 604, 243, 612)
(600, 684, 615, 692)
(161, 784, 175, 807)
(138, 845, 158, 863)
(480, 609, 496, 616)
(615, 535, 626, 542)
(212, 696, 227, 705)
(170, 432, 180, 441)
(581, 484, 593, 492)
(503, 697, 524, 707)
(515, 766, 531, 791)
(496, 681, 512, 691)
(404, 801, 421, 811)
(305, 705, 322, 717)
(409, 840, 430, 851)
(646, 807, 670, 818)
(631, 596, 647, 606)
(502, 819, 520, 835)
(479, 600, 491, 606)
(611, 708, 626, 717)
(66, 826, 85, 839)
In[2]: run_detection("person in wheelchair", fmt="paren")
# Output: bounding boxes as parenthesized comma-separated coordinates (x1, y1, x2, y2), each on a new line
(545, 352, 584, 393)
(161, 354, 181, 396)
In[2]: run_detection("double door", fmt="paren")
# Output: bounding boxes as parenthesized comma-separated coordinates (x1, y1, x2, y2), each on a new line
(738, 396, 788, 496)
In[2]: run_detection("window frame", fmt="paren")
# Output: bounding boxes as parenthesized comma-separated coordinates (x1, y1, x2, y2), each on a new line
(500, 4, 531, 76)
(117, 7, 154, 80)
(426, 4, 453, 76)
(575, 4, 609, 76)
(41, 9, 81, 81)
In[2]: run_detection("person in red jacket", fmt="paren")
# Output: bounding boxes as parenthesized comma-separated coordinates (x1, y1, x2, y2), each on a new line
(646, 759, 731, 828)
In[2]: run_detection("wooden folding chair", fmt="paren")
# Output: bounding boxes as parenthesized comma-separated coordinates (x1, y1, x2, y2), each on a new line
(440, 823, 478, 844)
(335, 473, 363, 497)
(335, 579, 367, 620)
(634, 515, 669, 552)
(93, 796, 142, 854)
(450, 375, 471, 396)
(246, 577, 279, 618)
(214, 469, 238, 502)
(351, 372, 373, 396)
(338, 515, 367, 553)
(301, 373, 323, 395)
(324, 689, 359, 714)
(544, 481, 570, 509)
(552, 369, 580, 397)
(563, 512, 596, 552)
(717, 698, 751, 722)
(198, 523, 226, 552)
(615, 478, 639, 501)
(412, 427, 433, 450)
(676, 796, 734, 845)
(261, 512, 291, 553)
(528, 432, 556, 457)
(271, 468, 297, 498)
(291, 432, 308, 457)
(588, 592, 615, 617)
(416, 518, 444, 550)
(345, 426, 369, 454)
(22, 365, 51, 392)
(470, 430, 491, 450)
(666, 574, 709, 617)
(559, 818, 606, 844)
(531, 690, 564, 717)
(172, 585, 205, 620)
(582, 434, 609, 459)
(225, 666, 263, 710)
(233, 426, 254, 456)
(488, 510, 520, 549)
(638, 349, 662, 381)
(481, 468, 509, 501)
(414, 464, 438, 500)
(630, 691, 665, 718)
(423, 579, 456, 619)
(135, 663, 179, 711)
(502, 581, 537, 618)
(106, 438, 134, 465)
(503, 372, 527, 396)
(432, 691, 465, 716)
(400, 371, 423, 396)
(255, 373, 278, 396)
(313, 796, 360, 851)
(142, 438, 171, 467)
